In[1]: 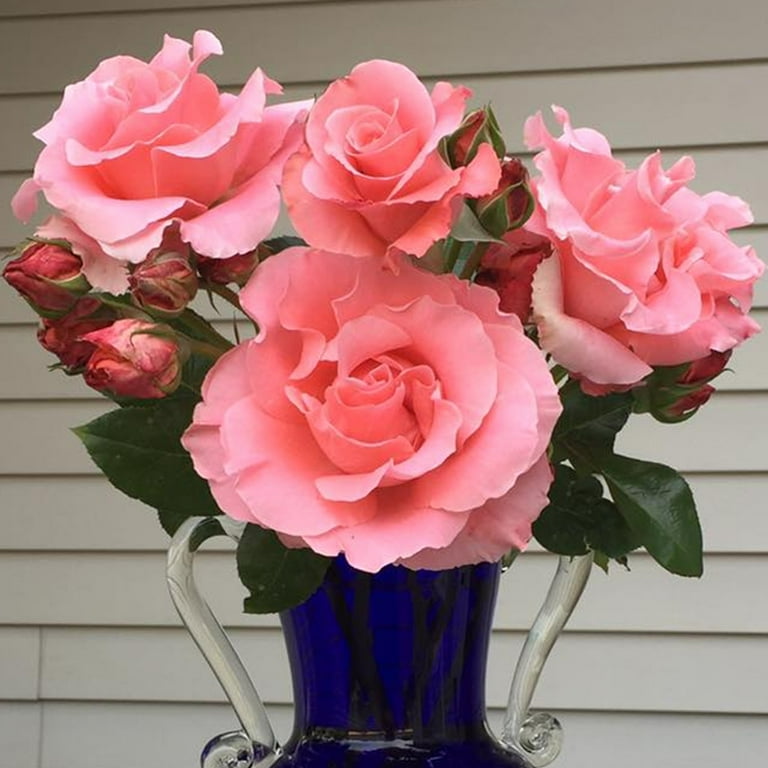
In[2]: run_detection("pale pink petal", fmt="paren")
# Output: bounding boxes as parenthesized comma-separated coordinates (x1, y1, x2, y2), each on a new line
(533, 254, 652, 385)
(220, 395, 376, 537)
(11, 178, 41, 222)
(401, 456, 552, 570)
(304, 502, 469, 573)
(179, 171, 282, 258)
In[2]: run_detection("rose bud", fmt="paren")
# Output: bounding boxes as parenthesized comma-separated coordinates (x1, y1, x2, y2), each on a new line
(197, 249, 261, 287)
(680, 350, 732, 385)
(446, 106, 506, 166)
(37, 297, 116, 371)
(475, 157, 535, 237)
(129, 249, 197, 316)
(82, 319, 185, 399)
(475, 229, 553, 321)
(634, 350, 732, 422)
(3, 240, 90, 317)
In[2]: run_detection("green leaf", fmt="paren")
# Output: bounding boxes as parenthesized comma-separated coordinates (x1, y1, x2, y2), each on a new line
(534, 464, 639, 563)
(237, 525, 331, 613)
(533, 465, 593, 556)
(585, 498, 642, 560)
(601, 454, 702, 577)
(551, 383, 633, 465)
(449, 204, 504, 244)
(73, 397, 220, 536)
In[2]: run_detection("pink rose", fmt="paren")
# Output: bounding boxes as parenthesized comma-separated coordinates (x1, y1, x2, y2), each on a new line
(12, 30, 308, 265)
(526, 107, 763, 391)
(182, 248, 561, 572)
(83, 319, 183, 398)
(282, 60, 501, 264)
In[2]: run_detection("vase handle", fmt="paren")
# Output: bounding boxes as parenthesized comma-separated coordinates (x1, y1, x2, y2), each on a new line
(166, 516, 279, 768)
(500, 553, 593, 767)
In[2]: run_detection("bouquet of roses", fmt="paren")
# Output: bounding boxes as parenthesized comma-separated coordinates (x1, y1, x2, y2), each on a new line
(5, 30, 763, 611)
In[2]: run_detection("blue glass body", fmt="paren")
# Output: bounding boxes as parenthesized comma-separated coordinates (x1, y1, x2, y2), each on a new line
(275, 556, 529, 768)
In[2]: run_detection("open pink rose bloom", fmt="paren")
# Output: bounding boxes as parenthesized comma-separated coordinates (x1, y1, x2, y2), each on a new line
(282, 59, 501, 264)
(526, 106, 764, 393)
(12, 30, 308, 289)
(183, 248, 561, 572)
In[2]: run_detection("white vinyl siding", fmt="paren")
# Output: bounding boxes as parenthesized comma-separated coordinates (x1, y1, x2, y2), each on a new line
(1, 2, 767, 766)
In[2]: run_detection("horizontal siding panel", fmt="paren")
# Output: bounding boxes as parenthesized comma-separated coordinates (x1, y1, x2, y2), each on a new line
(39, 702, 768, 768)
(2, 394, 764, 475)
(0, 627, 40, 699)
(40, 701, 284, 768)
(0, 0, 340, 15)
(2, 310, 766, 400)
(3, 147, 767, 248)
(2, 1, 768, 96)
(0, 702, 41, 766)
(4, 62, 768, 172)
(40, 625, 768, 713)
(616, 392, 767, 472)
(2, 473, 763, 553)
(3, 550, 766, 633)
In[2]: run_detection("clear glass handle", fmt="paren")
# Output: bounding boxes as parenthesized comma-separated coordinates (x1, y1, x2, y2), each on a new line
(499, 553, 593, 767)
(166, 516, 280, 768)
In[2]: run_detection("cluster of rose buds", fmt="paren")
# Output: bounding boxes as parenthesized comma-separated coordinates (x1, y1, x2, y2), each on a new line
(632, 351, 732, 422)
(3, 240, 191, 399)
(3, 231, 261, 400)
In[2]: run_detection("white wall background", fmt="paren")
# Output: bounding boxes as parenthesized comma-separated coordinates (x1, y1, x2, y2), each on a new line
(1, 1, 768, 766)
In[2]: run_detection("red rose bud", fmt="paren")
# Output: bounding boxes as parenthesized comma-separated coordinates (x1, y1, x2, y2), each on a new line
(3, 241, 89, 316)
(635, 350, 732, 422)
(82, 319, 184, 399)
(129, 249, 197, 316)
(680, 350, 732, 385)
(446, 107, 506, 167)
(475, 157, 534, 237)
(37, 297, 116, 371)
(664, 384, 716, 419)
(197, 249, 261, 287)
(475, 229, 553, 321)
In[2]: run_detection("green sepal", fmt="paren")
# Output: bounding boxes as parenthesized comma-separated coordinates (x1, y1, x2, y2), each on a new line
(449, 204, 505, 244)
(237, 525, 331, 613)
(600, 454, 703, 577)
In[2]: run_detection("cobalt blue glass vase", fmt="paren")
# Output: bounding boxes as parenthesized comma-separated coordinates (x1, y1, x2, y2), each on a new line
(167, 516, 593, 768)
(275, 555, 528, 768)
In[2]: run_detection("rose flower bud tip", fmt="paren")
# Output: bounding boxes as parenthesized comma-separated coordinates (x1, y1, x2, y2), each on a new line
(82, 319, 185, 399)
(129, 249, 197, 316)
(3, 240, 89, 316)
